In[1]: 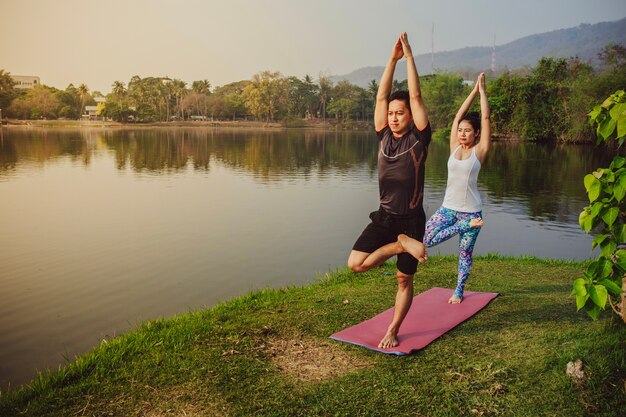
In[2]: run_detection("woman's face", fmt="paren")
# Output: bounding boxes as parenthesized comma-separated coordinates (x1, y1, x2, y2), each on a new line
(458, 120, 478, 146)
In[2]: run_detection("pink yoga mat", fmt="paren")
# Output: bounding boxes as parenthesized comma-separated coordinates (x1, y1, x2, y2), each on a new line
(330, 287, 498, 355)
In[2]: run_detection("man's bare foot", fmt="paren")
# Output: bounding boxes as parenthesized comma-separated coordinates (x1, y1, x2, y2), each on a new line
(397, 234, 428, 264)
(470, 218, 484, 228)
(448, 294, 462, 304)
(378, 329, 399, 348)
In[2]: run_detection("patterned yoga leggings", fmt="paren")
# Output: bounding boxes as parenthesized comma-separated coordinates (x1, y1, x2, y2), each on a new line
(424, 207, 482, 299)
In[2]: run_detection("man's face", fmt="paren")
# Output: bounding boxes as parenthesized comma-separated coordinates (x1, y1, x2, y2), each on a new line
(388, 100, 411, 136)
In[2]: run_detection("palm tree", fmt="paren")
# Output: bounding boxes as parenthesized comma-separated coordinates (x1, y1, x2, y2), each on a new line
(171, 79, 188, 120)
(112, 81, 126, 97)
(78, 84, 89, 118)
(192, 79, 211, 95)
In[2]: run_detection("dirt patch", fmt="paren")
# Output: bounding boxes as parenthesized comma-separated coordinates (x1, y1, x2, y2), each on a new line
(80, 382, 229, 417)
(267, 335, 372, 382)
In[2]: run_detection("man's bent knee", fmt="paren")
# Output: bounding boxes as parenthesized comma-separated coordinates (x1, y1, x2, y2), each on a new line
(348, 251, 370, 273)
(348, 261, 366, 273)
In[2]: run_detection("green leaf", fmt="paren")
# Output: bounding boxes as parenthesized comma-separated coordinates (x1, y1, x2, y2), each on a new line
(579, 210, 591, 232)
(589, 285, 608, 308)
(599, 117, 617, 140)
(618, 115, 626, 139)
(600, 239, 617, 257)
(576, 293, 589, 311)
(588, 105, 602, 123)
(614, 249, 626, 271)
(592, 234, 608, 248)
(602, 207, 619, 226)
(585, 176, 601, 202)
(609, 102, 626, 121)
(573, 278, 588, 297)
(614, 183, 625, 202)
(585, 303, 601, 320)
(598, 279, 624, 296)
(612, 156, 626, 169)
(619, 224, 626, 243)
(601, 96, 613, 109)
(591, 202, 603, 218)
(599, 258, 613, 279)
(619, 173, 626, 190)
(584, 213, 594, 233)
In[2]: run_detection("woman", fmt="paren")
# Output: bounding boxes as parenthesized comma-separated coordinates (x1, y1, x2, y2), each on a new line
(424, 72, 491, 304)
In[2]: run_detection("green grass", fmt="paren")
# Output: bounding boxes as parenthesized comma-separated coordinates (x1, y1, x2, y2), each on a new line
(1, 256, 625, 416)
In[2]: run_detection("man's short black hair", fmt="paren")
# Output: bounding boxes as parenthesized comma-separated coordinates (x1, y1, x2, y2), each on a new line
(388, 90, 411, 112)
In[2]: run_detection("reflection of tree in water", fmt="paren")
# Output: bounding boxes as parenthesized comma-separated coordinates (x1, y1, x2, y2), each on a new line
(98, 128, 379, 180)
(0, 129, 92, 176)
(0, 127, 617, 222)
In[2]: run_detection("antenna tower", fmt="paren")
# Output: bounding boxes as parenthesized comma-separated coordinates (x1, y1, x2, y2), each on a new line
(491, 33, 496, 73)
(431, 23, 435, 74)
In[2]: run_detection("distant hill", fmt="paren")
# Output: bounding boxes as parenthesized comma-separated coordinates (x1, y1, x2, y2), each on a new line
(332, 17, 626, 87)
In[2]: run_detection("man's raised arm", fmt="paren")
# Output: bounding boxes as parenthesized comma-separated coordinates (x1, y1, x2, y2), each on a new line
(374, 36, 404, 132)
(400, 32, 429, 131)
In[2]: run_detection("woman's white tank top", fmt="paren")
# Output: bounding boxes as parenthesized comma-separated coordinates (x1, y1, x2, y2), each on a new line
(441, 145, 482, 213)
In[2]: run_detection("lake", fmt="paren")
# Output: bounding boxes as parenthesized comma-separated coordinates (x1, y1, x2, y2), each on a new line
(0, 126, 611, 390)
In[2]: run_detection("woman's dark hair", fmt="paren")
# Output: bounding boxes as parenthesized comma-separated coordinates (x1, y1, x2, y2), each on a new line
(388, 90, 411, 113)
(460, 112, 480, 132)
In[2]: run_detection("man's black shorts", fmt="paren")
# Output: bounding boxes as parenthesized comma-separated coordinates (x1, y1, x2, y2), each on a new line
(352, 206, 426, 275)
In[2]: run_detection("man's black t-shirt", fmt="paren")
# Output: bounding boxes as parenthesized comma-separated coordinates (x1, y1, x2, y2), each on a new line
(377, 123, 432, 216)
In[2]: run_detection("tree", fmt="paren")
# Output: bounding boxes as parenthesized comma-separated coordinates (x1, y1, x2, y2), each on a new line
(191, 80, 211, 95)
(56, 84, 82, 119)
(577, 90, 626, 321)
(327, 98, 358, 122)
(169, 79, 188, 120)
(328, 80, 365, 121)
(317, 73, 333, 121)
(78, 83, 90, 118)
(422, 74, 468, 130)
(28, 85, 62, 119)
(287, 75, 318, 118)
(209, 81, 250, 120)
(0, 69, 16, 111)
(598, 43, 626, 69)
(103, 81, 132, 122)
(242, 71, 289, 121)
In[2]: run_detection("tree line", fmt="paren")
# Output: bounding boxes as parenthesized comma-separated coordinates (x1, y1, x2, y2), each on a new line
(0, 44, 624, 142)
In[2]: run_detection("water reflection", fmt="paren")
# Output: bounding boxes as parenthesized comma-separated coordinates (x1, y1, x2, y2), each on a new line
(0, 128, 379, 181)
(0, 127, 612, 220)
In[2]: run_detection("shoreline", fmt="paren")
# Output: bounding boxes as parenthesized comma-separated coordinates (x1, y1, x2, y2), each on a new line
(0, 119, 576, 142)
(1, 118, 370, 131)
(0, 119, 524, 140)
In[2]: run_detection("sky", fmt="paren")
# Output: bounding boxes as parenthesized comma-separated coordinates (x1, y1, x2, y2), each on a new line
(2, 0, 626, 94)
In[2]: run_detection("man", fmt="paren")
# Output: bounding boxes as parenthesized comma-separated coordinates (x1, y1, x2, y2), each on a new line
(348, 32, 430, 349)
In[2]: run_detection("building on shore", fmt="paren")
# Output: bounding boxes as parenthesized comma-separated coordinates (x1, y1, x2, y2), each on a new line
(11, 75, 41, 89)
(83, 97, 107, 121)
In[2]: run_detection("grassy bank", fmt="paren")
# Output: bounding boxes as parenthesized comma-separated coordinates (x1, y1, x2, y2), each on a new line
(1, 256, 625, 416)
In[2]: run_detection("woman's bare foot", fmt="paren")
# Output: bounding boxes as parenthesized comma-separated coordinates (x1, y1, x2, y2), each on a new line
(470, 218, 484, 228)
(378, 329, 399, 348)
(448, 294, 462, 304)
(397, 234, 428, 264)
